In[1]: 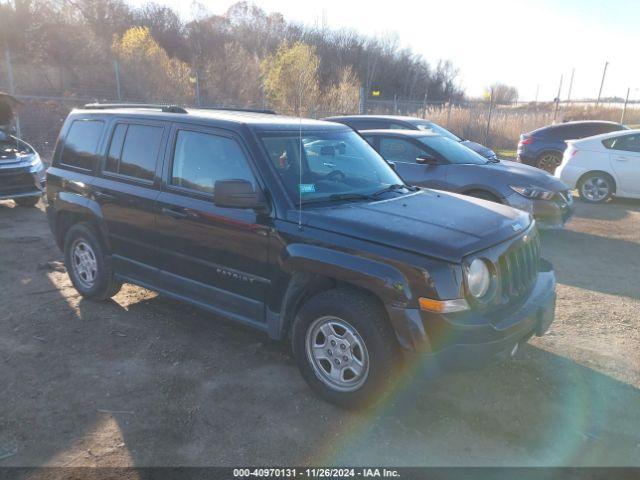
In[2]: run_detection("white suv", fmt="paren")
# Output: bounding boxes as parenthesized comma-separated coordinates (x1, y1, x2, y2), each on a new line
(555, 129, 640, 203)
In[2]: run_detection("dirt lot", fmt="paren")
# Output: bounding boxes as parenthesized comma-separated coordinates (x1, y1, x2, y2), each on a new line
(0, 197, 639, 467)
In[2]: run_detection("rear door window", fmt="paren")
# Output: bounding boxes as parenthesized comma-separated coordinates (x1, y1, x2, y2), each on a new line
(105, 123, 164, 181)
(60, 120, 105, 170)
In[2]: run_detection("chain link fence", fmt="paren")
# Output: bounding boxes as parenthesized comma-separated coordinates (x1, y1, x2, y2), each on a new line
(2, 51, 640, 162)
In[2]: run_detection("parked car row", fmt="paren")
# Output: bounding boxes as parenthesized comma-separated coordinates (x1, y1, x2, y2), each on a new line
(42, 104, 557, 407)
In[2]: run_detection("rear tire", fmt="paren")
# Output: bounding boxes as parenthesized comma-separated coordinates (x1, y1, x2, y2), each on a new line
(536, 152, 562, 173)
(578, 172, 614, 203)
(292, 288, 401, 409)
(14, 196, 40, 207)
(63, 223, 122, 300)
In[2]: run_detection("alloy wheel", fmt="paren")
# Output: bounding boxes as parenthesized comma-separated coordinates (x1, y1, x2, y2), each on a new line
(581, 176, 610, 202)
(538, 153, 561, 173)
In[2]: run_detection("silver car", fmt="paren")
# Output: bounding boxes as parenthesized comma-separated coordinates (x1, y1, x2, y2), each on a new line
(361, 129, 574, 229)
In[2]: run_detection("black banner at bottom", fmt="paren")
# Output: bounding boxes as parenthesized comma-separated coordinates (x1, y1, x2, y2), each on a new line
(0, 468, 639, 480)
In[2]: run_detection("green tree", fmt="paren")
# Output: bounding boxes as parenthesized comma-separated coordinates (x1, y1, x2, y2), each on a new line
(260, 41, 320, 115)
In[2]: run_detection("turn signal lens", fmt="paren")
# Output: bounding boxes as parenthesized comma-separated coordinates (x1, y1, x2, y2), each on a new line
(419, 297, 469, 313)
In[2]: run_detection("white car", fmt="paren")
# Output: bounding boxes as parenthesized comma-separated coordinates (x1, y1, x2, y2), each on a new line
(555, 129, 640, 203)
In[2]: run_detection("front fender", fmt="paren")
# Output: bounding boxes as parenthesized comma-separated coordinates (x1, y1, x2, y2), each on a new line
(268, 243, 425, 347)
(281, 243, 413, 306)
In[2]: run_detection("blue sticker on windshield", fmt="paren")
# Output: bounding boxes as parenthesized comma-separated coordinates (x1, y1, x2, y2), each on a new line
(299, 184, 316, 194)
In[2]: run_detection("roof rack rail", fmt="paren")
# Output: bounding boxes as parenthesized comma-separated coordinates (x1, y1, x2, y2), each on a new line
(197, 106, 277, 115)
(82, 103, 188, 114)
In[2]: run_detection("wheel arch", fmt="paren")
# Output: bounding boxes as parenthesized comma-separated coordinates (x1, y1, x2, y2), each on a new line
(52, 193, 108, 250)
(460, 187, 504, 203)
(272, 244, 414, 344)
(536, 149, 564, 160)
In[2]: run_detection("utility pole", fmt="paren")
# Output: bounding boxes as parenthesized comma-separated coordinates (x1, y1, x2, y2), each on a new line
(114, 60, 122, 101)
(534, 84, 539, 105)
(621, 87, 631, 124)
(596, 61, 609, 108)
(484, 87, 494, 145)
(567, 68, 575, 104)
(195, 71, 201, 107)
(553, 74, 563, 121)
(4, 49, 20, 137)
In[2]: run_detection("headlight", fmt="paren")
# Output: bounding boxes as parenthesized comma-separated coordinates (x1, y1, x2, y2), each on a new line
(510, 185, 555, 200)
(466, 258, 491, 298)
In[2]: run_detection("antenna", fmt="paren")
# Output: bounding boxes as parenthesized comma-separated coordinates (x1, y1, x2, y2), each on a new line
(298, 69, 304, 230)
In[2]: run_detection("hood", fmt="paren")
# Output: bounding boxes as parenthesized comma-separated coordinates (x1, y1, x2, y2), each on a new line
(481, 159, 568, 191)
(291, 190, 531, 263)
(460, 139, 496, 159)
(0, 135, 34, 163)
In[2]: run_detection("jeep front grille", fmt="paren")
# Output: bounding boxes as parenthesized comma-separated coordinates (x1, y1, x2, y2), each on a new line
(498, 230, 540, 301)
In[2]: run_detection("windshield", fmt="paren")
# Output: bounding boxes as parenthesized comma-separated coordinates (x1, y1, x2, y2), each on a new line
(259, 130, 404, 204)
(412, 121, 461, 141)
(419, 135, 489, 165)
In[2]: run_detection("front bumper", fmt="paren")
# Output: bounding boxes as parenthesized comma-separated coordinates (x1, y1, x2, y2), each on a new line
(504, 191, 574, 230)
(388, 264, 556, 369)
(0, 165, 46, 200)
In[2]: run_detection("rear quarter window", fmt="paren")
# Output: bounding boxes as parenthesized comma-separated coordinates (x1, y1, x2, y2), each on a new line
(104, 123, 164, 182)
(60, 119, 105, 170)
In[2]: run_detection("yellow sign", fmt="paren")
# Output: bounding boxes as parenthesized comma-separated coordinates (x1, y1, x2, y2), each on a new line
(371, 90, 381, 97)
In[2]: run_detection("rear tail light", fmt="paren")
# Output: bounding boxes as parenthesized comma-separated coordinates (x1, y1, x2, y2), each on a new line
(520, 137, 534, 145)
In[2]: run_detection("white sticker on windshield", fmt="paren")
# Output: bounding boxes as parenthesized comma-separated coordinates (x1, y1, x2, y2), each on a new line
(299, 184, 316, 194)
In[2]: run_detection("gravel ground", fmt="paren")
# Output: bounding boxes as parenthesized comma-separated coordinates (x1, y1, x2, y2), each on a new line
(0, 197, 638, 467)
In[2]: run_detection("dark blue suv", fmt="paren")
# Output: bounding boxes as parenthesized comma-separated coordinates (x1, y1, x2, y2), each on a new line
(517, 120, 628, 173)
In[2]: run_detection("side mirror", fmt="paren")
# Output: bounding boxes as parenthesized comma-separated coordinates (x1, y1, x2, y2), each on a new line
(214, 179, 267, 210)
(416, 154, 439, 165)
(387, 161, 397, 171)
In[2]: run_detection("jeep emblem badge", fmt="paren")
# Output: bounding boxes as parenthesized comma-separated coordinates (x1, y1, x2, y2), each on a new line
(512, 223, 523, 232)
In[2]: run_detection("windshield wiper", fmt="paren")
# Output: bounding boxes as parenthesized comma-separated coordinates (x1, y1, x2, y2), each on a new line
(328, 192, 376, 202)
(371, 184, 417, 197)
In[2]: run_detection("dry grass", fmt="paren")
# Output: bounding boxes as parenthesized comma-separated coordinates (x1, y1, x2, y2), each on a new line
(415, 104, 640, 150)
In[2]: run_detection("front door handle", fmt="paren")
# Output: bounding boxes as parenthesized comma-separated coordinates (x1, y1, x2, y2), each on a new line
(94, 190, 116, 201)
(614, 156, 629, 162)
(161, 207, 190, 219)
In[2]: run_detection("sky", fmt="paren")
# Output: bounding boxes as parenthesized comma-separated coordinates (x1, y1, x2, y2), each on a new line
(132, 0, 640, 101)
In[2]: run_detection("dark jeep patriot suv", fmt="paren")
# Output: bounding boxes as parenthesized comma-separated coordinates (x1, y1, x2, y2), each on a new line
(47, 104, 556, 407)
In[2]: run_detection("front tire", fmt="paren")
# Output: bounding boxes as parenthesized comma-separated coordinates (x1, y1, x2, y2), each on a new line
(292, 288, 400, 408)
(63, 223, 122, 300)
(14, 196, 40, 207)
(536, 152, 562, 173)
(578, 173, 614, 203)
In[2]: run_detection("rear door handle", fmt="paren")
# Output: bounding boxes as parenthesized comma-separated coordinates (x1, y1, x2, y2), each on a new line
(614, 156, 629, 162)
(161, 207, 190, 219)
